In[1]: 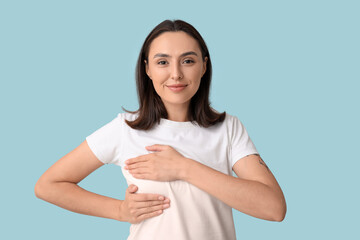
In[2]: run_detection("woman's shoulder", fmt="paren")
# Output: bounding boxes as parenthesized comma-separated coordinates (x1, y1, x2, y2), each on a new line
(223, 112, 241, 124)
(221, 112, 247, 132)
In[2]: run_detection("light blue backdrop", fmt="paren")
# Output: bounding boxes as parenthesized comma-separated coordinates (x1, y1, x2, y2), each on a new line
(1, 0, 359, 239)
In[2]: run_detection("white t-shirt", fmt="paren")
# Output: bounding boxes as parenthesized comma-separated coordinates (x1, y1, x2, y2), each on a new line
(86, 112, 258, 240)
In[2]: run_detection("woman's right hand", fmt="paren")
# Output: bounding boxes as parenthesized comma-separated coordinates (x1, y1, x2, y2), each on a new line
(120, 184, 170, 224)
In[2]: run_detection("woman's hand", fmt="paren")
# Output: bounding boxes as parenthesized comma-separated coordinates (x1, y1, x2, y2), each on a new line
(124, 144, 189, 181)
(120, 184, 170, 224)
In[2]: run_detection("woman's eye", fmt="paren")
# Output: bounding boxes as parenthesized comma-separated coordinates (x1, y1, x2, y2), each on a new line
(157, 60, 167, 65)
(183, 59, 194, 64)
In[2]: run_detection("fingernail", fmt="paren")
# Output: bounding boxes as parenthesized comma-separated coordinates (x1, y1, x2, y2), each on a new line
(124, 165, 128, 169)
(158, 196, 164, 200)
(163, 204, 170, 208)
(164, 199, 170, 203)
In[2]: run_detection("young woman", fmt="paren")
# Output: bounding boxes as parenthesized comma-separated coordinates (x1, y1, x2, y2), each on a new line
(35, 19, 286, 240)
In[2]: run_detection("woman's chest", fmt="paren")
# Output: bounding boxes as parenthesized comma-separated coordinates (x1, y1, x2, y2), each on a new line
(117, 127, 231, 174)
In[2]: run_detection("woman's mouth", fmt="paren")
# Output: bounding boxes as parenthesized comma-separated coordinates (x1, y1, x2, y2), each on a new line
(166, 84, 188, 92)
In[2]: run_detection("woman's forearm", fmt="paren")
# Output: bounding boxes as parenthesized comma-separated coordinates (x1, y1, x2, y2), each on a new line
(180, 158, 286, 221)
(35, 181, 123, 221)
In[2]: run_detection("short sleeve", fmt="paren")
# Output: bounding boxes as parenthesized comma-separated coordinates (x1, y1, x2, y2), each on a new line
(85, 114, 123, 164)
(229, 116, 259, 167)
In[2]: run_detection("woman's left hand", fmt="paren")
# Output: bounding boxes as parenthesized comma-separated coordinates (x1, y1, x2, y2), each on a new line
(124, 144, 189, 182)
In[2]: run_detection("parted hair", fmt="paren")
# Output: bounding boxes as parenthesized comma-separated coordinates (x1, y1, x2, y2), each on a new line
(123, 19, 225, 130)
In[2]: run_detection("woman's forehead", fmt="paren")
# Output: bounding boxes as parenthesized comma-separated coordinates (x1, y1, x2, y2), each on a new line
(148, 32, 201, 57)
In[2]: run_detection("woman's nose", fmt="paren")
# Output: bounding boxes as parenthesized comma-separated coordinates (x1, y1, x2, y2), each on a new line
(170, 63, 183, 80)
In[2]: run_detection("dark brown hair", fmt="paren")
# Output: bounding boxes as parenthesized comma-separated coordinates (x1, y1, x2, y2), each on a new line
(124, 19, 225, 130)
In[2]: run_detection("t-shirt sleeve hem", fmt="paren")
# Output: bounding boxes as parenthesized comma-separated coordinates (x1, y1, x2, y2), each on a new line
(231, 149, 259, 167)
(85, 136, 108, 164)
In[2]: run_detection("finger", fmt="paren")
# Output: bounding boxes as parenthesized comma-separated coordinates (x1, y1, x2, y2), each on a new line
(136, 209, 164, 223)
(125, 162, 148, 170)
(127, 184, 138, 194)
(145, 144, 168, 152)
(129, 167, 150, 175)
(125, 155, 150, 165)
(134, 202, 171, 219)
(133, 193, 167, 202)
(135, 199, 170, 209)
(135, 203, 170, 216)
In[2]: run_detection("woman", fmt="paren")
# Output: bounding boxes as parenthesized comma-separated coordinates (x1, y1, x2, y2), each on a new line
(35, 19, 286, 240)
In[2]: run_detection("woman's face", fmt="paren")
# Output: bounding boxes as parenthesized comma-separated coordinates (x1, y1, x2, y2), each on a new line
(145, 31, 207, 112)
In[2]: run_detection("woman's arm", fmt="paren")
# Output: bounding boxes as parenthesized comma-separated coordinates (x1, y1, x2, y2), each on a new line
(125, 145, 286, 222)
(182, 154, 286, 221)
(35, 140, 170, 223)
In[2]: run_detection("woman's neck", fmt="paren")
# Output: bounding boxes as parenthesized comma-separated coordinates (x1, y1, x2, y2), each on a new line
(164, 103, 190, 122)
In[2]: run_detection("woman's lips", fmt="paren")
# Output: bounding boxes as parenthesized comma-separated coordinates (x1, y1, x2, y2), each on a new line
(166, 84, 188, 92)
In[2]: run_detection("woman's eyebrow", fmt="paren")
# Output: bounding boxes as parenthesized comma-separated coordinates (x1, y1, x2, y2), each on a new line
(153, 51, 198, 59)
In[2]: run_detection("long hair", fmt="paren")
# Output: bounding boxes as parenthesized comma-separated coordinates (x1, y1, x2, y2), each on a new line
(124, 19, 225, 130)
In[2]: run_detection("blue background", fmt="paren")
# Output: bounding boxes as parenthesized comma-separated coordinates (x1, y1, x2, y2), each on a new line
(1, 0, 359, 239)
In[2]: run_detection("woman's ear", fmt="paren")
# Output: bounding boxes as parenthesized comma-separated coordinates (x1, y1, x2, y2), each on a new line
(202, 57, 208, 76)
(144, 60, 151, 79)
